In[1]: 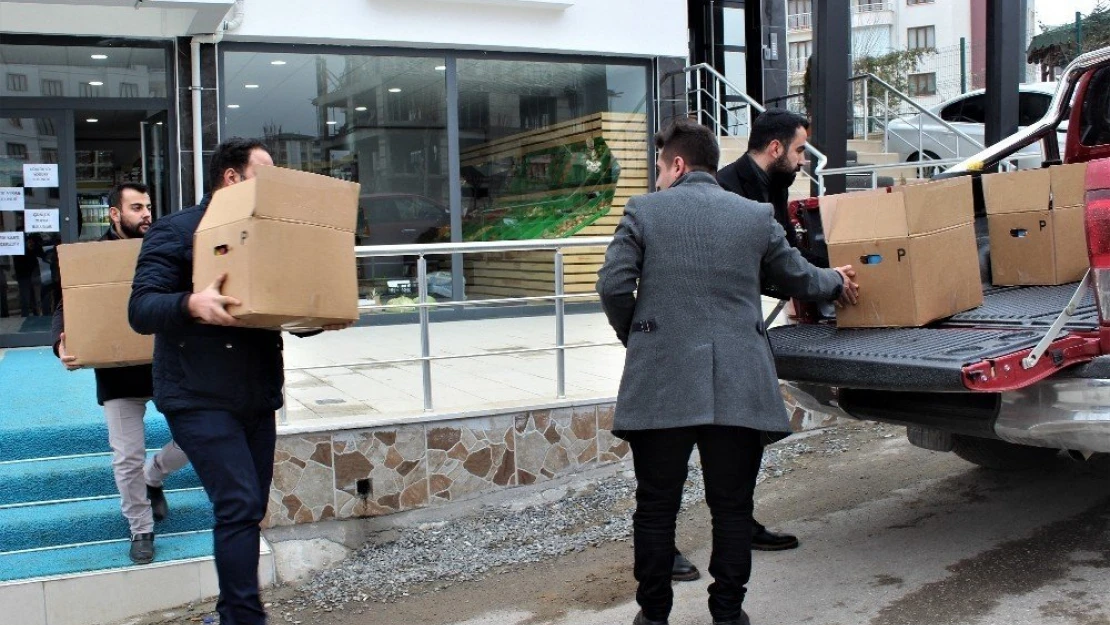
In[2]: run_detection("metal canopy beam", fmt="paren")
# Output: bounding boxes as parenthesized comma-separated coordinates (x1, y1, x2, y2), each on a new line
(812, 0, 851, 195)
(984, 0, 1027, 150)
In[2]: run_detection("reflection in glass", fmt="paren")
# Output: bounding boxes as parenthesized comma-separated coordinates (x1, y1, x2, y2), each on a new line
(0, 44, 168, 98)
(223, 52, 450, 307)
(457, 59, 649, 298)
(1, 117, 63, 338)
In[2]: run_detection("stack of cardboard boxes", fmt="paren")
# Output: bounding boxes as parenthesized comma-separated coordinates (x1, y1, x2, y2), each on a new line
(58, 166, 361, 368)
(821, 177, 983, 328)
(819, 163, 1090, 329)
(982, 163, 1088, 286)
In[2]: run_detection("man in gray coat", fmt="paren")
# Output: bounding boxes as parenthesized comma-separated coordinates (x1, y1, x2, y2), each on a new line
(597, 118, 857, 625)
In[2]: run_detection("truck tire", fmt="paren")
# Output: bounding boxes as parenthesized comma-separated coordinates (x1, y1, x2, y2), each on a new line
(951, 435, 1059, 470)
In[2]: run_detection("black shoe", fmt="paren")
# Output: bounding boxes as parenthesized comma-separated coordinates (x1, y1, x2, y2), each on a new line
(147, 485, 168, 522)
(672, 550, 701, 582)
(129, 533, 155, 564)
(633, 610, 669, 625)
(713, 610, 752, 625)
(752, 522, 799, 551)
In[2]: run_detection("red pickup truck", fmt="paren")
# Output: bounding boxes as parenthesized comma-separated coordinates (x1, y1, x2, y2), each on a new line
(771, 46, 1110, 469)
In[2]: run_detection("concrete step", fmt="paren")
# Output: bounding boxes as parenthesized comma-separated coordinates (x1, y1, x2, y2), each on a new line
(0, 453, 201, 506)
(848, 138, 885, 153)
(0, 534, 274, 625)
(853, 151, 902, 166)
(0, 488, 211, 553)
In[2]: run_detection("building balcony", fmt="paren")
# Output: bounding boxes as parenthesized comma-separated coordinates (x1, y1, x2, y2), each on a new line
(789, 2, 893, 32)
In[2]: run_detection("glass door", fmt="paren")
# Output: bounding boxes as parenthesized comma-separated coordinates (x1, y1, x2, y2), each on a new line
(0, 110, 75, 347)
(140, 111, 170, 220)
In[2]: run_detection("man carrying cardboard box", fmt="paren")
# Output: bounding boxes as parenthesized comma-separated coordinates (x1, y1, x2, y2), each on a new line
(129, 138, 350, 625)
(51, 182, 189, 565)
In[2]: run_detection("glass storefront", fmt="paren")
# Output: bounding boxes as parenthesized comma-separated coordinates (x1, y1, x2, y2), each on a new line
(223, 48, 650, 305)
(0, 39, 172, 347)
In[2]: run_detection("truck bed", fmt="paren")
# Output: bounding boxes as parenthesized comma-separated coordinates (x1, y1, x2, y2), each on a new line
(768, 283, 1098, 392)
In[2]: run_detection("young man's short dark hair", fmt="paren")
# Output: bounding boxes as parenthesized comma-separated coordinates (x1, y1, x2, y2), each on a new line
(207, 137, 269, 192)
(747, 109, 810, 153)
(654, 118, 721, 174)
(107, 182, 150, 210)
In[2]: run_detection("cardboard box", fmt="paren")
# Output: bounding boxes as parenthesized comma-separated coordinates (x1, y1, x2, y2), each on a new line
(193, 166, 361, 330)
(982, 164, 1088, 286)
(822, 177, 983, 328)
(57, 238, 153, 368)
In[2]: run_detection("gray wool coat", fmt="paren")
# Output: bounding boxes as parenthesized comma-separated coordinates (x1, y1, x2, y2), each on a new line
(596, 171, 843, 435)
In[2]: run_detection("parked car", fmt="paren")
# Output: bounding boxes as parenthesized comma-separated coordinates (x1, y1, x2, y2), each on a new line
(884, 82, 1065, 171)
(356, 193, 450, 282)
(777, 46, 1110, 470)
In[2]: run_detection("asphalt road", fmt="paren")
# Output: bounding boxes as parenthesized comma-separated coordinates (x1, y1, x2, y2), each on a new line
(139, 423, 1110, 625)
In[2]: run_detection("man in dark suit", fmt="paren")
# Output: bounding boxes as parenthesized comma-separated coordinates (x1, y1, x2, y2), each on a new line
(597, 118, 857, 625)
(129, 138, 350, 625)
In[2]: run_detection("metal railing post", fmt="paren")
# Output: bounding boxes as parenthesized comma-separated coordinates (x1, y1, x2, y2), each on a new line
(554, 249, 566, 399)
(883, 91, 890, 152)
(279, 383, 288, 425)
(418, 255, 433, 411)
(862, 79, 870, 138)
(696, 70, 704, 128)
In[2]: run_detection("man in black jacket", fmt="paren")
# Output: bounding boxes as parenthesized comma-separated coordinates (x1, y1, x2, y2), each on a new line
(717, 109, 824, 267)
(53, 182, 189, 565)
(129, 138, 349, 625)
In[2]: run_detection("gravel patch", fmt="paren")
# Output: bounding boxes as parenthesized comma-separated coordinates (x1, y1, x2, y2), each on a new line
(289, 431, 837, 615)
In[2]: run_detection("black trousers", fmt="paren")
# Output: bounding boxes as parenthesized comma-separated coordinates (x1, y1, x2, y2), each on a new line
(628, 425, 763, 622)
(167, 408, 276, 625)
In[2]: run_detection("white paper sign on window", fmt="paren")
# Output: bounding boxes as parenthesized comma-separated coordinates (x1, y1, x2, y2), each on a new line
(0, 187, 24, 211)
(23, 164, 59, 188)
(0, 232, 24, 255)
(25, 209, 60, 233)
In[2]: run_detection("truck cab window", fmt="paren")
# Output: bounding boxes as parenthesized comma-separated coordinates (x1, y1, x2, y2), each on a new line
(1080, 66, 1110, 147)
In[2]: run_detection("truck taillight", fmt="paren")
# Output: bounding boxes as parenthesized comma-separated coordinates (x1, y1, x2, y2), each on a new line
(1083, 158, 1110, 326)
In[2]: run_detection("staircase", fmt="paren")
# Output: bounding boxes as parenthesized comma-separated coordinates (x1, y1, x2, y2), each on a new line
(0, 347, 274, 625)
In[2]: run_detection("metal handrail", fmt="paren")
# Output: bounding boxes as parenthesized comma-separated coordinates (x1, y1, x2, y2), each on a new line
(944, 45, 1110, 176)
(280, 236, 621, 424)
(850, 72, 985, 153)
(669, 63, 829, 194)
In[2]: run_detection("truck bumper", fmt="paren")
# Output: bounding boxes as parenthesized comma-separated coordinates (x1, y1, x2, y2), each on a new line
(781, 378, 1110, 455)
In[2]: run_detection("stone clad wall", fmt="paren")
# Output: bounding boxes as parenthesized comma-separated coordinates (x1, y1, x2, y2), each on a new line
(264, 404, 628, 528)
(264, 389, 832, 529)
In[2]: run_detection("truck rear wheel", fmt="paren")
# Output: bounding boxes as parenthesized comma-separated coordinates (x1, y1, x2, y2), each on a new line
(951, 435, 1060, 470)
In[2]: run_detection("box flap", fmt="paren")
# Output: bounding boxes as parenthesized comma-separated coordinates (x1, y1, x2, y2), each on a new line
(822, 190, 908, 244)
(202, 165, 361, 232)
(1050, 162, 1089, 208)
(981, 168, 1051, 215)
(899, 176, 974, 233)
(58, 238, 143, 288)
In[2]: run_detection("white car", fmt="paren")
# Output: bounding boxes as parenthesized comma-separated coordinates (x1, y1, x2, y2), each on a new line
(884, 82, 1065, 172)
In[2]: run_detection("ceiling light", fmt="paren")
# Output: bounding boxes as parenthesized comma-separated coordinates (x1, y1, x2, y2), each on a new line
(86, 118, 98, 123)
(227, 104, 240, 109)
(270, 60, 287, 66)
(89, 81, 104, 86)
(388, 88, 402, 93)
(91, 54, 108, 60)
(245, 84, 260, 89)
(355, 106, 367, 112)
(326, 120, 338, 125)
(155, 122, 163, 126)
(434, 65, 447, 71)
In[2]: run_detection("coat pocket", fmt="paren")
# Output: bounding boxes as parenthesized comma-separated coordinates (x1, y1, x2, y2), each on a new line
(175, 336, 255, 406)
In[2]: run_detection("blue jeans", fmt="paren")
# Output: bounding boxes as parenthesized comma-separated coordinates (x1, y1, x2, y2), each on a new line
(627, 425, 762, 622)
(167, 408, 276, 625)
